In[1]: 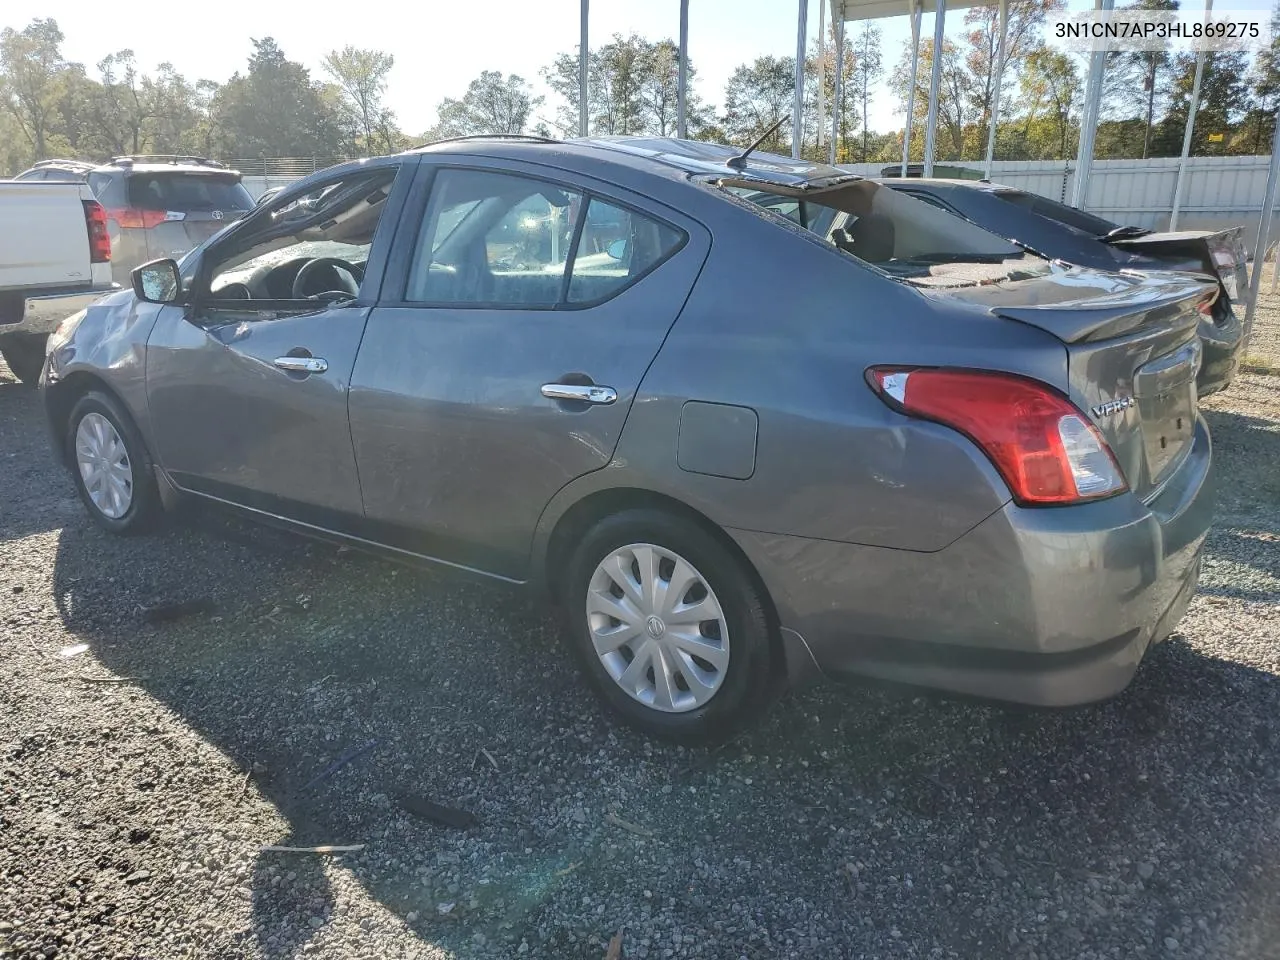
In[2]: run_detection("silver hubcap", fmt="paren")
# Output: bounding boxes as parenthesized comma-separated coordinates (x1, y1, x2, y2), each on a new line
(75, 412, 133, 520)
(586, 543, 730, 713)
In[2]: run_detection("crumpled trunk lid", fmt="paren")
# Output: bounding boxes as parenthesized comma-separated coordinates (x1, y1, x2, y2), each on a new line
(927, 264, 1214, 500)
(1110, 226, 1249, 307)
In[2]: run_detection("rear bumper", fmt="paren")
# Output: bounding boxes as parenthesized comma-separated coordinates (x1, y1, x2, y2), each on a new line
(730, 416, 1215, 706)
(1196, 309, 1243, 396)
(0, 282, 120, 338)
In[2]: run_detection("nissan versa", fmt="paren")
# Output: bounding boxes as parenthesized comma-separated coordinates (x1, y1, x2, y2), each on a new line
(41, 136, 1215, 741)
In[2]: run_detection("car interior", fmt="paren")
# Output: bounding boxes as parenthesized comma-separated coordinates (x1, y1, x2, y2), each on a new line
(407, 170, 682, 307)
(208, 172, 395, 303)
(729, 179, 1044, 285)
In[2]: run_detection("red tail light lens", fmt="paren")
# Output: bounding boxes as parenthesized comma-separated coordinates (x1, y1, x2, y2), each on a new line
(866, 367, 1128, 506)
(82, 200, 111, 263)
(105, 207, 173, 230)
(1195, 288, 1219, 317)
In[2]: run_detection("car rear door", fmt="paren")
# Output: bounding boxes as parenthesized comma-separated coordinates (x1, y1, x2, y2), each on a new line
(347, 158, 710, 578)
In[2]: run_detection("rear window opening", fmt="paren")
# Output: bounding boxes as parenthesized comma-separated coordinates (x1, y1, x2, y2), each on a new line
(126, 173, 254, 213)
(991, 189, 1123, 239)
(723, 179, 1045, 287)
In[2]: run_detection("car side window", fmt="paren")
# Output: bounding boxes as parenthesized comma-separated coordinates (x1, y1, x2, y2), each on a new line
(567, 198, 683, 304)
(406, 168, 684, 308)
(201, 169, 397, 306)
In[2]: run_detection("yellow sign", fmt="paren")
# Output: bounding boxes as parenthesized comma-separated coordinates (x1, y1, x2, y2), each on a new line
(1207, 132, 1225, 143)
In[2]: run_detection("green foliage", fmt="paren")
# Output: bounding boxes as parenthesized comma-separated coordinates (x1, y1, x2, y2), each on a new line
(430, 71, 544, 139)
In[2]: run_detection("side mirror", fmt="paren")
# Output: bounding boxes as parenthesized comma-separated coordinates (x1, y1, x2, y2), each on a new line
(131, 258, 182, 304)
(605, 238, 627, 261)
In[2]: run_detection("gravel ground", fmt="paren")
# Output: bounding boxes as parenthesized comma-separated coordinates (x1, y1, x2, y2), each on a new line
(2, 316, 1280, 960)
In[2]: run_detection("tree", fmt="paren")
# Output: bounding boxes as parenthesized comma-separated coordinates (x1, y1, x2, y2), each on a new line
(722, 55, 795, 151)
(91, 50, 147, 155)
(209, 38, 355, 159)
(432, 71, 542, 138)
(322, 46, 396, 152)
(1103, 0, 1180, 158)
(0, 19, 66, 159)
(1155, 50, 1250, 156)
(1014, 47, 1080, 158)
(890, 36, 972, 160)
(962, 0, 1063, 152)
(849, 23, 884, 160)
(636, 39, 711, 136)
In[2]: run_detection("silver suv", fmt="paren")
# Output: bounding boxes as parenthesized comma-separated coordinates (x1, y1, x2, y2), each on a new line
(14, 155, 255, 285)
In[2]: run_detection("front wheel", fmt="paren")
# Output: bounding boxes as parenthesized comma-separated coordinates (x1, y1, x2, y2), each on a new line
(0, 333, 48, 385)
(563, 508, 777, 742)
(65, 391, 162, 534)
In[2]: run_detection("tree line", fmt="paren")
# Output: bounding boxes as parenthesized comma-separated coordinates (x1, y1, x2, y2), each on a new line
(3, 3, 1280, 177)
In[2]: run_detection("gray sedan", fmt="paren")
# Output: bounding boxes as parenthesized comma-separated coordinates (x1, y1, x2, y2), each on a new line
(41, 137, 1215, 741)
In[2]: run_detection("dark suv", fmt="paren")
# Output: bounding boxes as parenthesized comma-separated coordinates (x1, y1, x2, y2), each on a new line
(13, 155, 256, 285)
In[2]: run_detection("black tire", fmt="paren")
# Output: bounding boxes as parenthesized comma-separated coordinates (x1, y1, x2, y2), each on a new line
(563, 508, 776, 743)
(0, 333, 48, 385)
(65, 390, 162, 535)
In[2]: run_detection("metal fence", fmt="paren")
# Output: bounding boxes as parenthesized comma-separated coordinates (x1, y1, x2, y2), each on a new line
(232, 153, 1280, 249)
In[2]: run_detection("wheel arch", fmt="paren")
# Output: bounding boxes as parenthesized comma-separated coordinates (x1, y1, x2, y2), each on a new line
(535, 484, 791, 683)
(46, 372, 141, 469)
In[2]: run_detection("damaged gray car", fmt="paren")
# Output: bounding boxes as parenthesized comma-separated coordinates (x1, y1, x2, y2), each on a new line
(42, 136, 1215, 740)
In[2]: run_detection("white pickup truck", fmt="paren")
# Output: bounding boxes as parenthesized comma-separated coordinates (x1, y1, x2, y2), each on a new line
(0, 181, 118, 383)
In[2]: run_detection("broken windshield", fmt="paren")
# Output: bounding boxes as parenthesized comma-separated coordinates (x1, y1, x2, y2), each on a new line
(723, 179, 1044, 287)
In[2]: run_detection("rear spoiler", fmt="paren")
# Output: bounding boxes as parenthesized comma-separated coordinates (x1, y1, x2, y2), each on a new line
(1110, 226, 1248, 303)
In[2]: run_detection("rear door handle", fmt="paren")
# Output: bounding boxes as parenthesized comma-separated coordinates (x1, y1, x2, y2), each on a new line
(274, 356, 328, 374)
(541, 383, 617, 405)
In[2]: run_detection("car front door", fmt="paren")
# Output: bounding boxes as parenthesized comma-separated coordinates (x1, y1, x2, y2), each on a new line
(347, 160, 710, 578)
(145, 164, 409, 521)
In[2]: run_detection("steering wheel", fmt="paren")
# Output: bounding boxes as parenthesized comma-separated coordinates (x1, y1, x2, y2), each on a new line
(212, 282, 252, 300)
(292, 257, 360, 300)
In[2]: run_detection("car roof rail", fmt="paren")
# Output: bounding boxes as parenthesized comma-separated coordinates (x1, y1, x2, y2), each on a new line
(413, 133, 560, 150)
(32, 158, 96, 170)
(109, 154, 227, 169)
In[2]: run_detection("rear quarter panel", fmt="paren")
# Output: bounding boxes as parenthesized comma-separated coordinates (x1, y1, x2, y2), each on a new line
(544, 193, 1073, 554)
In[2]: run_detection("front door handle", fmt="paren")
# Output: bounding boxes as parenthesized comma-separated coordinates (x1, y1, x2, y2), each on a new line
(541, 383, 617, 405)
(274, 356, 328, 374)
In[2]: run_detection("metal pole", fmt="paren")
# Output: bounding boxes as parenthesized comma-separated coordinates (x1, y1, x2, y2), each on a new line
(677, 0, 690, 139)
(1170, 0, 1211, 230)
(831, 13, 845, 164)
(984, 0, 1009, 179)
(579, 0, 589, 137)
(1071, 0, 1113, 208)
(902, 0, 921, 176)
(1244, 104, 1280, 346)
(793, 0, 809, 159)
(923, 0, 945, 177)
(817, 0, 827, 149)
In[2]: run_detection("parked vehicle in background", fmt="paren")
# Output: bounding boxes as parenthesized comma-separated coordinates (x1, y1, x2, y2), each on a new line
(85, 157, 255, 286)
(12, 156, 255, 287)
(44, 137, 1214, 741)
(0, 180, 116, 383)
(877, 178, 1250, 395)
(11, 159, 97, 183)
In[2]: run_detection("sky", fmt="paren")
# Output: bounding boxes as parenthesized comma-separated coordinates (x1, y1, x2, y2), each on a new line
(4, 0, 1274, 138)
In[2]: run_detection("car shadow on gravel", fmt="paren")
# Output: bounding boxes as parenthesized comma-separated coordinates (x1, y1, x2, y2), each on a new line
(0, 379, 86, 543)
(45, 496, 1280, 958)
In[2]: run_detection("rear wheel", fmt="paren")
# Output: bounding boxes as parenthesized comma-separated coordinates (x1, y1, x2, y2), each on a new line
(65, 391, 161, 534)
(563, 508, 776, 742)
(0, 333, 47, 385)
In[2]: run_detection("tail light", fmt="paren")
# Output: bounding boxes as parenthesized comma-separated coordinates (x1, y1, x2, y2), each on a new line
(82, 200, 111, 263)
(866, 367, 1128, 506)
(105, 207, 176, 230)
(1195, 287, 1221, 321)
